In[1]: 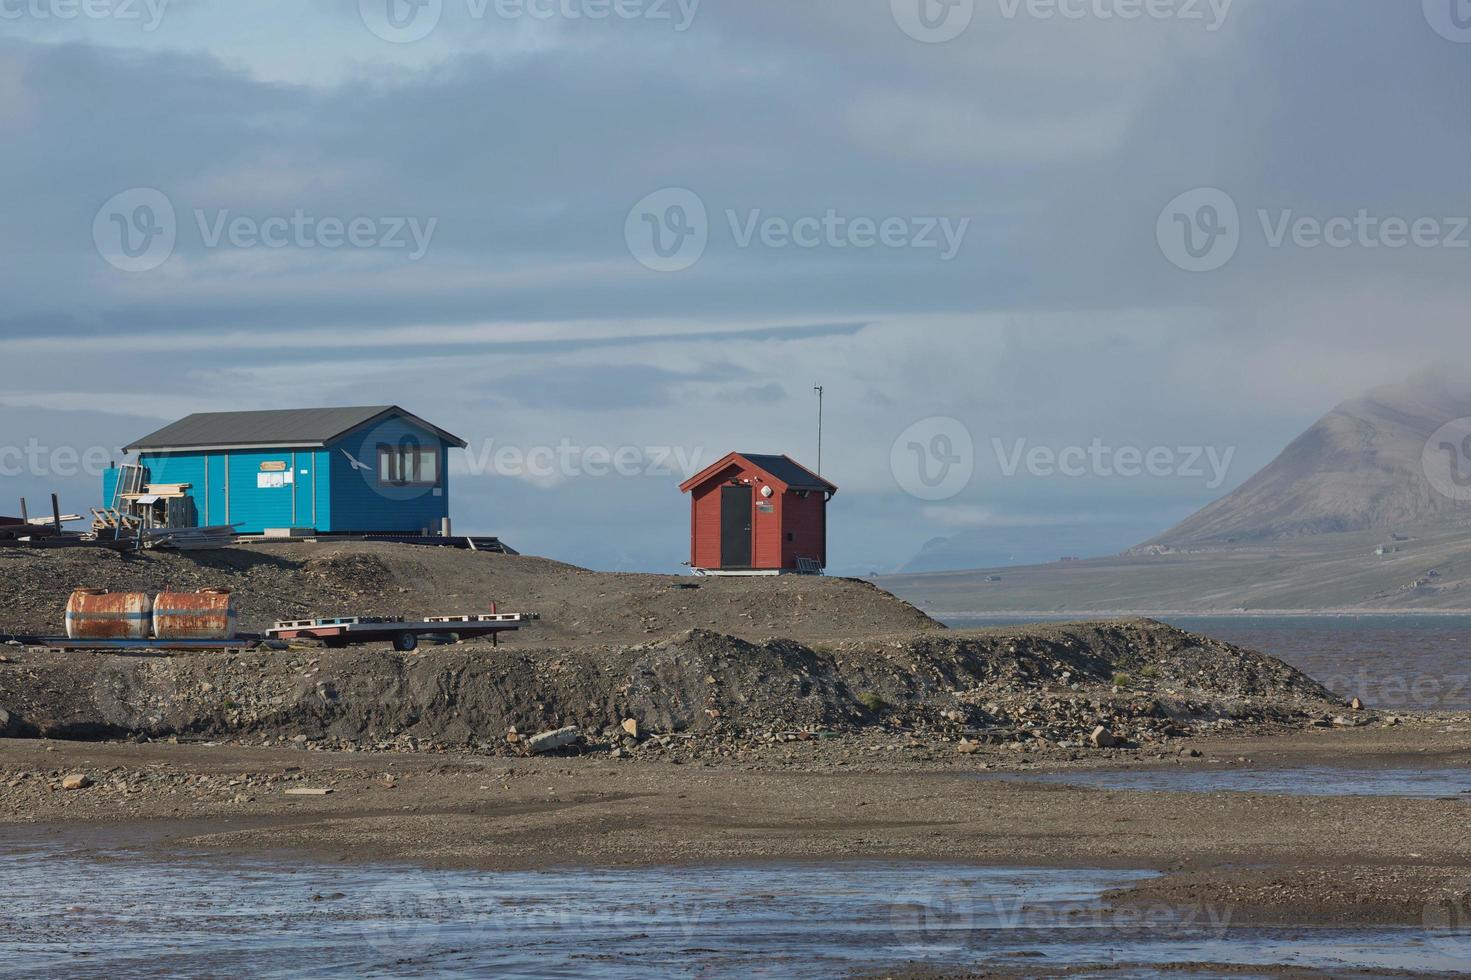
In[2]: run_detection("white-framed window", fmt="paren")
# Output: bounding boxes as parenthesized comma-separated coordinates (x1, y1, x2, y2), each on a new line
(377, 442, 439, 487)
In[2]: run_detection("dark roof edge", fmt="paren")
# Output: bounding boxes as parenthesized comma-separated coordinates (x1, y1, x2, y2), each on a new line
(678, 451, 837, 493)
(124, 406, 469, 452)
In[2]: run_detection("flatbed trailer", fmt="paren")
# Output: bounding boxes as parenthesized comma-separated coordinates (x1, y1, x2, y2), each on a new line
(265, 613, 531, 651)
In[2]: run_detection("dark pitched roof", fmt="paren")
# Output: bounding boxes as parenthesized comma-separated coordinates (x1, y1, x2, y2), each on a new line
(738, 453, 836, 491)
(124, 406, 468, 452)
(680, 452, 837, 493)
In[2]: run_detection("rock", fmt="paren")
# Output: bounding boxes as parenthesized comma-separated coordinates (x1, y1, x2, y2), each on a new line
(956, 739, 981, 755)
(1350, 697, 1364, 711)
(284, 787, 333, 796)
(61, 774, 92, 791)
(528, 726, 580, 754)
(621, 719, 640, 739)
(1089, 726, 1120, 749)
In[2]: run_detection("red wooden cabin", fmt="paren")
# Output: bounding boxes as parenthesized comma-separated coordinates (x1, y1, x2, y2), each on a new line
(679, 452, 837, 573)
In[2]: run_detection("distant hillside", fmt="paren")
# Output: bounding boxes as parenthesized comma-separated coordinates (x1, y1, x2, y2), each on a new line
(1144, 374, 1471, 549)
(880, 517, 1471, 615)
(881, 373, 1471, 613)
(900, 520, 1163, 574)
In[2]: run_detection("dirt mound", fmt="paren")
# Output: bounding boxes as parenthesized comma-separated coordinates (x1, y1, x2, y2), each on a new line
(0, 541, 940, 644)
(0, 621, 1342, 752)
(300, 552, 395, 595)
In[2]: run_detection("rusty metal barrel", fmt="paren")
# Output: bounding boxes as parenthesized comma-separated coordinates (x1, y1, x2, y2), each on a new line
(152, 588, 239, 641)
(64, 589, 154, 640)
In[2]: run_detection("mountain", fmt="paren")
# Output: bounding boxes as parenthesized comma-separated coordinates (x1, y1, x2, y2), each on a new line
(1142, 373, 1471, 549)
(900, 521, 1166, 574)
(879, 373, 1471, 613)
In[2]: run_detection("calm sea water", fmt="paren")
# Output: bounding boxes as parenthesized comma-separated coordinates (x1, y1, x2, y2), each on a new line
(3, 842, 1470, 978)
(985, 766, 1471, 798)
(943, 615, 1471, 712)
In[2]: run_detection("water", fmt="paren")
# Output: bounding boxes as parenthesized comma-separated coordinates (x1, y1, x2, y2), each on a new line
(987, 766, 1471, 798)
(945, 614, 1471, 712)
(3, 842, 1470, 978)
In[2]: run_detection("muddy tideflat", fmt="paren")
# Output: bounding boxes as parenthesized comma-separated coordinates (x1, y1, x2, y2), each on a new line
(3, 719, 1468, 934)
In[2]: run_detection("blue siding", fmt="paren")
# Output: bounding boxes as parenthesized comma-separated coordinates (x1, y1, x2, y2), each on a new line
(224, 451, 298, 532)
(141, 454, 208, 519)
(107, 411, 454, 534)
(328, 417, 450, 533)
(204, 454, 226, 526)
(311, 449, 332, 531)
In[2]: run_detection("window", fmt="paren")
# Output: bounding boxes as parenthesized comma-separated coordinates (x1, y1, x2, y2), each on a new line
(377, 442, 439, 486)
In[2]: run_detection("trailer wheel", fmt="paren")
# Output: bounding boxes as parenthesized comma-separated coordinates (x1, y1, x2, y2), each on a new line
(393, 632, 419, 653)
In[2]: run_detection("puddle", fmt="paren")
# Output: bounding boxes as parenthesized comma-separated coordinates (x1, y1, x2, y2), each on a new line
(987, 766, 1471, 799)
(1, 842, 1469, 978)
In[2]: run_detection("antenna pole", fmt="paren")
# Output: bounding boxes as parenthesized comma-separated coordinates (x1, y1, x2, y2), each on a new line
(814, 384, 824, 475)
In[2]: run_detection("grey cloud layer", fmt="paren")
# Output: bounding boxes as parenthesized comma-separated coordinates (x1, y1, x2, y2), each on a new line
(1, 0, 1468, 571)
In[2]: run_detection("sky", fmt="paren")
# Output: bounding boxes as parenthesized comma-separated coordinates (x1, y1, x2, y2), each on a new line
(3, 0, 1471, 574)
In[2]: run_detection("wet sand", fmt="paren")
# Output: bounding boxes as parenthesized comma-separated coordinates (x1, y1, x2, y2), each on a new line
(3, 718, 1469, 934)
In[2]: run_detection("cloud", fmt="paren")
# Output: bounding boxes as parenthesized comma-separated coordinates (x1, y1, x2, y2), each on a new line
(2, 0, 1469, 572)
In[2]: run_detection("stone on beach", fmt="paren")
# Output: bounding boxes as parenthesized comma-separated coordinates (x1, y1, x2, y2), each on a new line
(528, 726, 580, 754)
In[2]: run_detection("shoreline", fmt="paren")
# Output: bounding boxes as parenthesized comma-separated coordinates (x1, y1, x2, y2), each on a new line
(924, 608, 1471, 620)
(3, 719, 1468, 931)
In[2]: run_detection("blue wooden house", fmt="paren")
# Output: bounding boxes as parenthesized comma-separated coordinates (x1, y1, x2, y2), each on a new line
(104, 406, 468, 535)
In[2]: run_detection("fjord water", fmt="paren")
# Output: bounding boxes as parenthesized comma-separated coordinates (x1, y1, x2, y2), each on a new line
(945, 614, 1471, 712)
(5, 841, 1471, 978)
(987, 766, 1471, 798)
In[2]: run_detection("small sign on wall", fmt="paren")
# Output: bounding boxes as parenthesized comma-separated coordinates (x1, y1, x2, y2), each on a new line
(260, 461, 288, 472)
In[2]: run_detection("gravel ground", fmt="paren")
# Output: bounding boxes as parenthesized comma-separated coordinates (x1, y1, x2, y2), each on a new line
(0, 541, 938, 642)
(0, 619, 1344, 751)
(1, 721, 1468, 932)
